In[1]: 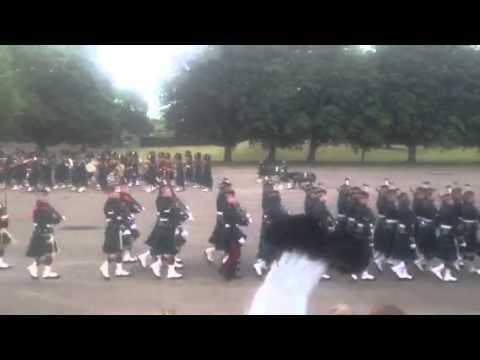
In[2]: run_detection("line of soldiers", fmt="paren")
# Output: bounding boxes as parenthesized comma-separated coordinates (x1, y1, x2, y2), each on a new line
(252, 176, 480, 283)
(203, 178, 253, 280)
(0, 149, 214, 194)
(2, 169, 479, 285)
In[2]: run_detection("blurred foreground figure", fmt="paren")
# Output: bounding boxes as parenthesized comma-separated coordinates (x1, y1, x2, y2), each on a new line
(26, 190, 65, 279)
(248, 211, 371, 315)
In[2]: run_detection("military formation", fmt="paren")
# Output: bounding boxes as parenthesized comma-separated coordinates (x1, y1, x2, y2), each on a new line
(0, 154, 479, 285)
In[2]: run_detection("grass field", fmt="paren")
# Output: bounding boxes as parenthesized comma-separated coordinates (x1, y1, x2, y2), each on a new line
(126, 142, 480, 164)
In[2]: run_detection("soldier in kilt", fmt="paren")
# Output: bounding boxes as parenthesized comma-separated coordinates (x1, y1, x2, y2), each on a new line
(0, 200, 13, 269)
(373, 187, 398, 272)
(204, 178, 233, 263)
(432, 193, 460, 282)
(219, 190, 252, 280)
(458, 190, 480, 275)
(141, 182, 188, 279)
(99, 185, 132, 280)
(348, 190, 376, 281)
(390, 192, 417, 280)
(253, 178, 288, 277)
(118, 184, 144, 263)
(412, 183, 439, 275)
(26, 191, 64, 279)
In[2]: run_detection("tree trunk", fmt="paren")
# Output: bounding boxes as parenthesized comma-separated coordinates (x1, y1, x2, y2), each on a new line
(307, 139, 319, 163)
(267, 144, 277, 162)
(361, 149, 366, 164)
(223, 144, 234, 163)
(407, 144, 417, 164)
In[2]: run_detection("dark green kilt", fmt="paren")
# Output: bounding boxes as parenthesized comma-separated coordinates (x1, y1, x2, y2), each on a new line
(146, 222, 177, 256)
(26, 229, 57, 258)
(103, 223, 124, 254)
(208, 216, 226, 251)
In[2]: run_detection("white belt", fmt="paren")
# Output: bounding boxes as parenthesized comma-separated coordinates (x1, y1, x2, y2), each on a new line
(440, 225, 452, 230)
(377, 215, 386, 218)
(159, 218, 169, 222)
(0, 215, 8, 220)
(217, 211, 224, 216)
(460, 218, 478, 224)
(418, 217, 433, 223)
(386, 219, 398, 224)
(225, 224, 231, 228)
(348, 217, 355, 222)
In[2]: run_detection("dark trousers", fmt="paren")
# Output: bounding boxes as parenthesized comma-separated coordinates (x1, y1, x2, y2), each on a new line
(221, 239, 241, 277)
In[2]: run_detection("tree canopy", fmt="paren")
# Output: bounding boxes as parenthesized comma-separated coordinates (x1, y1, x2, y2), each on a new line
(162, 45, 480, 163)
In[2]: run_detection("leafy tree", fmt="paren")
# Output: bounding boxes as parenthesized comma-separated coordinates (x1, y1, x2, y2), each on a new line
(375, 45, 465, 163)
(0, 46, 22, 140)
(162, 45, 260, 162)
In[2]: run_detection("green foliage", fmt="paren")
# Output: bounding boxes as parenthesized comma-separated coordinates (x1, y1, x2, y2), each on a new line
(1, 45, 152, 148)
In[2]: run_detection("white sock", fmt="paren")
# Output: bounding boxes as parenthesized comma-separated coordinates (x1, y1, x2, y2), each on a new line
(116, 263, 123, 272)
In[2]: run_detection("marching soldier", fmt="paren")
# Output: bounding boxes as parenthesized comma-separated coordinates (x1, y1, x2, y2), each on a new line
(219, 189, 251, 280)
(204, 178, 233, 263)
(373, 187, 398, 272)
(348, 190, 376, 281)
(99, 185, 132, 280)
(253, 178, 288, 277)
(413, 183, 439, 278)
(458, 189, 480, 274)
(142, 181, 188, 279)
(433, 192, 460, 282)
(305, 186, 335, 280)
(118, 184, 144, 263)
(26, 190, 65, 279)
(390, 192, 417, 280)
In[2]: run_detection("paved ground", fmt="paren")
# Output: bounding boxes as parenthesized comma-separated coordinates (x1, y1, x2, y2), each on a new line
(2, 165, 480, 315)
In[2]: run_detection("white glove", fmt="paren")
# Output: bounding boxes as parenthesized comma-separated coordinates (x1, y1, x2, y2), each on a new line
(238, 237, 246, 245)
